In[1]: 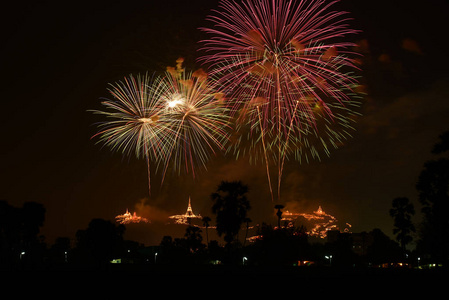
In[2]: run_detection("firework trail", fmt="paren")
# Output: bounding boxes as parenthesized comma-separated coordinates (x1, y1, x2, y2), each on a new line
(91, 60, 231, 199)
(91, 73, 171, 198)
(199, 0, 362, 202)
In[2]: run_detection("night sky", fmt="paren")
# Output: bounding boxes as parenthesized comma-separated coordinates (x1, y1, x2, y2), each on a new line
(2, 0, 449, 246)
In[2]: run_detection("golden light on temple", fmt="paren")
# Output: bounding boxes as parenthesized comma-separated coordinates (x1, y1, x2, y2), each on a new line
(115, 209, 149, 224)
(282, 206, 351, 239)
(168, 197, 202, 225)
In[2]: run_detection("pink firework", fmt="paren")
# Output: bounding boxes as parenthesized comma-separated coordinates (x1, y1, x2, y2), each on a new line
(199, 0, 362, 200)
(200, 0, 359, 129)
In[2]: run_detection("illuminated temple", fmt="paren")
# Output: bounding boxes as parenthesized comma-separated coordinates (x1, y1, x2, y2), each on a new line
(115, 209, 149, 224)
(169, 197, 202, 225)
(282, 206, 351, 239)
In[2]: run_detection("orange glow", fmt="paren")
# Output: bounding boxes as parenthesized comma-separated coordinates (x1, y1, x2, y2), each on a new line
(246, 29, 264, 46)
(282, 206, 351, 238)
(290, 38, 305, 53)
(297, 260, 315, 267)
(168, 197, 202, 225)
(115, 209, 149, 224)
(138, 117, 153, 123)
(250, 96, 268, 107)
(322, 46, 337, 60)
(192, 68, 208, 81)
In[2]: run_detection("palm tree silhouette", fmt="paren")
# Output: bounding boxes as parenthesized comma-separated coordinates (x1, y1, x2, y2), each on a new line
(211, 180, 251, 246)
(202, 216, 211, 247)
(390, 197, 415, 254)
(274, 204, 285, 228)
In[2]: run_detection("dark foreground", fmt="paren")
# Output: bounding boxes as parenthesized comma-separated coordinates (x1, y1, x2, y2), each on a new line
(18, 263, 447, 278)
(5, 265, 447, 291)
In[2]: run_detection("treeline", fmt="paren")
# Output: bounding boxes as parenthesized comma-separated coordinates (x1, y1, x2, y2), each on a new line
(0, 205, 406, 271)
(1, 131, 448, 271)
(389, 130, 449, 267)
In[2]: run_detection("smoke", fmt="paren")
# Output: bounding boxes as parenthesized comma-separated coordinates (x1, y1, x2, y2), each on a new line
(133, 198, 171, 223)
(283, 199, 320, 216)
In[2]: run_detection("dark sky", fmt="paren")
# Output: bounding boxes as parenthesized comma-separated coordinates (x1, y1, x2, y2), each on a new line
(2, 0, 449, 246)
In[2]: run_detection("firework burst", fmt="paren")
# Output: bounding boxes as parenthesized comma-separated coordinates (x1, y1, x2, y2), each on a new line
(91, 60, 231, 198)
(91, 73, 171, 198)
(158, 58, 231, 179)
(199, 0, 363, 201)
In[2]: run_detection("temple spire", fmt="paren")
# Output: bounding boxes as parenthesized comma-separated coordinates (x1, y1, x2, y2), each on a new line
(168, 197, 201, 225)
(186, 196, 193, 216)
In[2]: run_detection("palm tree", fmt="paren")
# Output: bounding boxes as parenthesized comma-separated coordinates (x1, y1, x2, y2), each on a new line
(274, 204, 285, 228)
(202, 216, 211, 247)
(415, 131, 449, 264)
(211, 180, 251, 246)
(389, 197, 415, 254)
(184, 225, 203, 253)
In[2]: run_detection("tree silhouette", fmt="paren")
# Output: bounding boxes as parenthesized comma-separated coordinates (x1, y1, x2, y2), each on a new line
(249, 223, 310, 266)
(211, 180, 251, 246)
(366, 228, 403, 266)
(202, 216, 211, 246)
(73, 218, 126, 266)
(431, 131, 449, 154)
(274, 204, 285, 228)
(389, 197, 415, 254)
(21, 202, 46, 242)
(416, 132, 449, 265)
(0, 200, 46, 269)
(184, 225, 204, 253)
(48, 237, 71, 264)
